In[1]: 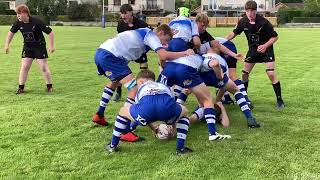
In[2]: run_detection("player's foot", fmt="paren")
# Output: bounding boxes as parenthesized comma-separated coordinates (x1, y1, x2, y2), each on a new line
(176, 147, 193, 155)
(113, 93, 121, 102)
(15, 88, 24, 95)
(276, 99, 285, 109)
(221, 99, 234, 105)
(47, 86, 53, 93)
(120, 132, 145, 142)
(209, 133, 231, 141)
(92, 113, 108, 126)
(105, 143, 118, 153)
(248, 102, 254, 110)
(247, 117, 261, 128)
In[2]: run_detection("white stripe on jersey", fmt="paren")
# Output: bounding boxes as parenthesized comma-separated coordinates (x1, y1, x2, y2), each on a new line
(136, 81, 173, 102)
(167, 54, 203, 70)
(169, 16, 199, 42)
(99, 28, 162, 61)
(201, 53, 229, 74)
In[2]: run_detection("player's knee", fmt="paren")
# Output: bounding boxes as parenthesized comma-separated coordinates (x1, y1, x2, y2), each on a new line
(119, 106, 130, 117)
(266, 68, 276, 78)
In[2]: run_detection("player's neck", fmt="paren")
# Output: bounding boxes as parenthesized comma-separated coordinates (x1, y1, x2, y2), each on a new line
(22, 16, 30, 23)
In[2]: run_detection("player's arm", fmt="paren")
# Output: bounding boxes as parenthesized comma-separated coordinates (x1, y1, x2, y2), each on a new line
(220, 44, 244, 61)
(225, 32, 237, 41)
(4, 31, 15, 54)
(156, 48, 194, 61)
(48, 31, 55, 53)
(208, 59, 223, 80)
(192, 36, 201, 51)
(257, 21, 278, 53)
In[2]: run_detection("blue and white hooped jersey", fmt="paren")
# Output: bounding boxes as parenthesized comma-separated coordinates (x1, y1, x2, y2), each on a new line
(169, 16, 199, 43)
(136, 81, 174, 102)
(199, 37, 237, 55)
(167, 54, 204, 71)
(201, 53, 228, 74)
(99, 28, 164, 61)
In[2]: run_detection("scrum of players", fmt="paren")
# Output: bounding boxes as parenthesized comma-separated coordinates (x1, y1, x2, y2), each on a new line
(92, 3, 284, 155)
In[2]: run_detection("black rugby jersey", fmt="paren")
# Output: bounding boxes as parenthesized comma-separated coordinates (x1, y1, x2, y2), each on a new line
(10, 16, 52, 46)
(117, 16, 149, 33)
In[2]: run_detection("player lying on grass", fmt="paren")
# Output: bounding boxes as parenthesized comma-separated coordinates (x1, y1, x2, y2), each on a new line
(105, 70, 192, 155)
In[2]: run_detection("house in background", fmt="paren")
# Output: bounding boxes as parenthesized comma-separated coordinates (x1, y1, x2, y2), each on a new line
(275, 2, 304, 12)
(201, 0, 276, 17)
(107, 0, 175, 15)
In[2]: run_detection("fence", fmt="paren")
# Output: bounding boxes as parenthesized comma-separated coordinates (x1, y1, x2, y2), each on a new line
(146, 17, 278, 27)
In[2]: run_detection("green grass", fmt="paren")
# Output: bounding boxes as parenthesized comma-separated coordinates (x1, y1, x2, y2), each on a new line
(0, 26, 320, 179)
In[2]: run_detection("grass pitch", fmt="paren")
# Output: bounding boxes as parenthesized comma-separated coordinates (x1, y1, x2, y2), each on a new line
(0, 26, 320, 179)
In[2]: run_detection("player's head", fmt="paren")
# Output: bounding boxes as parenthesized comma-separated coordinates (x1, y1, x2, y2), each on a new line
(245, 0, 257, 22)
(155, 24, 173, 46)
(195, 13, 209, 33)
(15, 4, 30, 22)
(177, 7, 190, 17)
(120, 4, 133, 23)
(136, 70, 156, 87)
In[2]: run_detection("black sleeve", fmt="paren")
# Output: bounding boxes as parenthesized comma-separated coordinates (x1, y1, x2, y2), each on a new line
(264, 20, 278, 38)
(10, 20, 20, 33)
(37, 19, 52, 34)
(233, 18, 245, 35)
(117, 20, 122, 33)
(137, 20, 149, 28)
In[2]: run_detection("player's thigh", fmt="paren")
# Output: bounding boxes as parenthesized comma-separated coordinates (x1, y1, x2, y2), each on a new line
(21, 58, 33, 70)
(36, 59, 49, 72)
(228, 68, 238, 80)
(119, 105, 134, 121)
(225, 79, 238, 94)
(190, 83, 213, 106)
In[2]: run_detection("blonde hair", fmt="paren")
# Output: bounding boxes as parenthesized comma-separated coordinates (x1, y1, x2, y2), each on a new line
(195, 13, 209, 26)
(155, 24, 173, 39)
(15, 4, 31, 16)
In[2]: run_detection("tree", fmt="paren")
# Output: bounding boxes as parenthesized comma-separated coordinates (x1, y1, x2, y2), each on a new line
(304, 0, 320, 17)
(175, 0, 201, 11)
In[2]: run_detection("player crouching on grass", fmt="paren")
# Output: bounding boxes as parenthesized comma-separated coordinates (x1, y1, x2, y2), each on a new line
(105, 70, 192, 155)
(91, 24, 194, 128)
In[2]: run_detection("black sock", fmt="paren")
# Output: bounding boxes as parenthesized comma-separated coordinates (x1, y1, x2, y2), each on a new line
(19, 84, 25, 89)
(47, 84, 52, 89)
(243, 81, 249, 91)
(272, 81, 282, 101)
(116, 86, 122, 95)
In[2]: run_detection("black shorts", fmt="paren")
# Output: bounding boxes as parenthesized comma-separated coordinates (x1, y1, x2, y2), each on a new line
(22, 45, 48, 59)
(245, 49, 275, 63)
(134, 53, 148, 63)
(221, 53, 237, 68)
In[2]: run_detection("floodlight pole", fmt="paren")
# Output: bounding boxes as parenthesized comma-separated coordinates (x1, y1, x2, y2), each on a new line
(102, 0, 106, 28)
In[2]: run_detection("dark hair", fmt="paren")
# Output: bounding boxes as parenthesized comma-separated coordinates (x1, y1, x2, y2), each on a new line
(120, 4, 133, 13)
(245, 0, 257, 10)
(136, 70, 156, 81)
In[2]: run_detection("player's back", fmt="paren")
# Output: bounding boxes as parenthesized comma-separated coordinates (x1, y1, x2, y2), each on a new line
(169, 16, 198, 42)
(99, 28, 159, 61)
(168, 54, 203, 70)
(201, 53, 228, 73)
(136, 81, 173, 102)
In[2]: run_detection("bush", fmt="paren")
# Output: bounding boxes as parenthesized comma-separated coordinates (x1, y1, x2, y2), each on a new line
(55, 15, 70, 22)
(0, 15, 17, 25)
(105, 13, 120, 22)
(278, 8, 304, 24)
(292, 17, 320, 23)
(5, 9, 16, 15)
(67, 2, 100, 21)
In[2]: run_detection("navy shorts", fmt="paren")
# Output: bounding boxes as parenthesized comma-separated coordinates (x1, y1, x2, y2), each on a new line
(130, 94, 182, 126)
(159, 62, 203, 88)
(94, 48, 131, 82)
(200, 70, 229, 88)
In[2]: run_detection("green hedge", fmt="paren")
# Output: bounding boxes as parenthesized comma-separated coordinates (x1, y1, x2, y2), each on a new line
(0, 15, 16, 25)
(105, 13, 120, 22)
(55, 15, 70, 22)
(292, 17, 320, 23)
(278, 8, 304, 24)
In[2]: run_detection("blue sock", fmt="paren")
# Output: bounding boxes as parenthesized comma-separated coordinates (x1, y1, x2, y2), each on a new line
(111, 115, 129, 147)
(97, 87, 114, 117)
(223, 91, 233, 102)
(234, 79, 251, 103)
(176, 91, 188, 104)
(176, 117, 190, 150)
(204, 108, 217, 135)
(234, 92, 252, 119)
(130, 120, 139, 131)
(173, 86, 183, 100)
